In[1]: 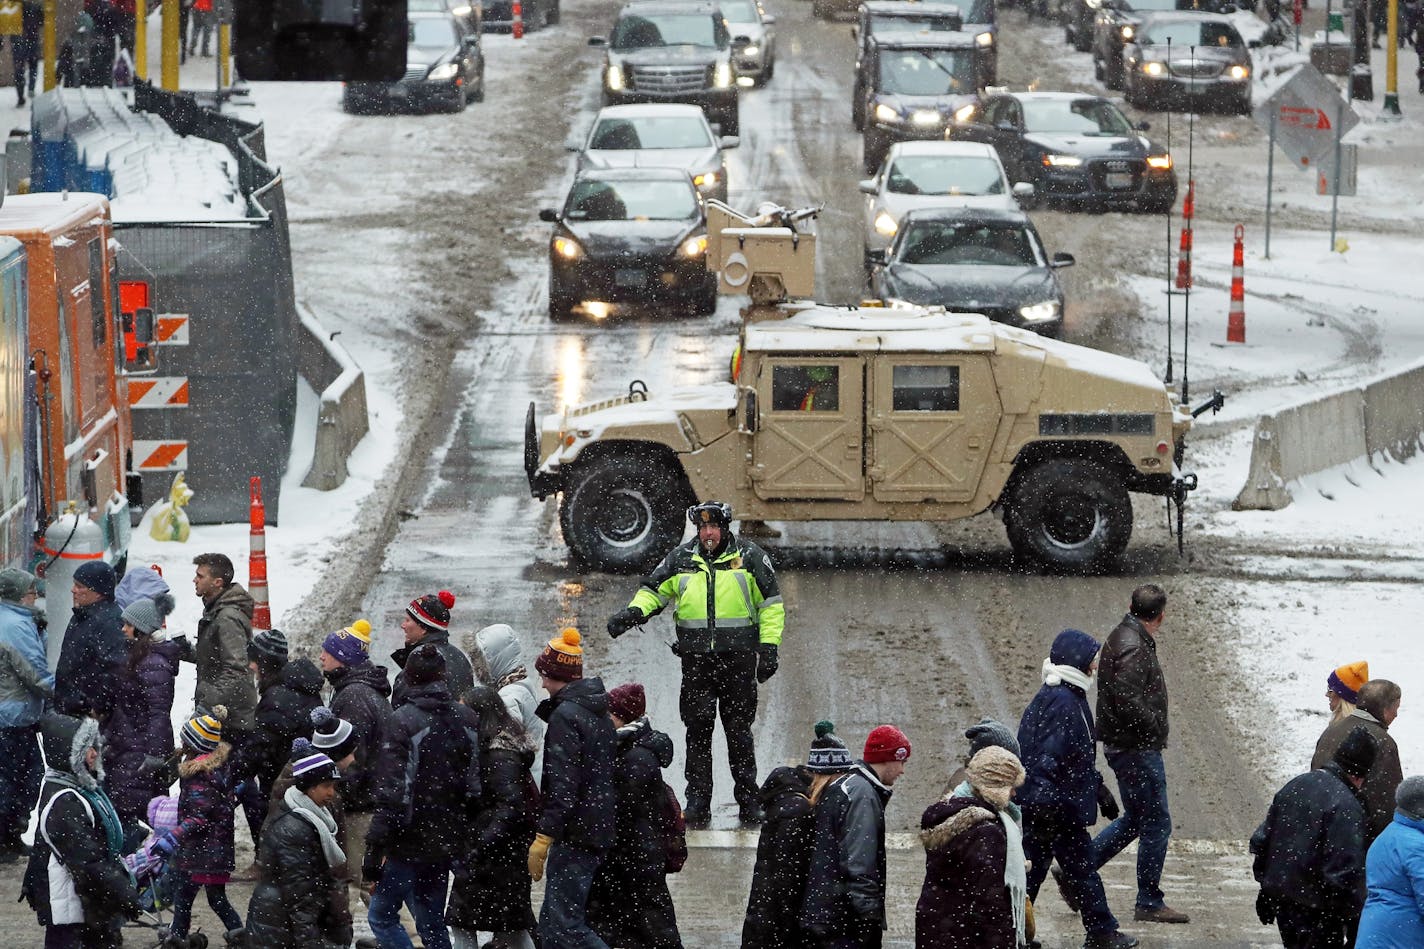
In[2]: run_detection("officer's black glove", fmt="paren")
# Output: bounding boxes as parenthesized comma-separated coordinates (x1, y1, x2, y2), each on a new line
(1255, 890, 1278, 925)
(607, 607, 643, 639)
(756, 643, 779, 683)
(1096, 781, 1120, 821)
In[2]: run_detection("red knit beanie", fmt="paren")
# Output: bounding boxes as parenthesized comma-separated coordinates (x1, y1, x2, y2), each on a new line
(863, 724, 912, 764)
(608, 683, 646, 722)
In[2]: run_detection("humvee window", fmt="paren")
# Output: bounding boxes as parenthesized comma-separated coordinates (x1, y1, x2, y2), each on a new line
(771, 364, 839, 412)
(892, 364, 959, 411)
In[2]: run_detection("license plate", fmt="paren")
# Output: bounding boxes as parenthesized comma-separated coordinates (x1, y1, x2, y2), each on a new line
(1105, 172, 1132, 190)
(614, 268, 644, 288)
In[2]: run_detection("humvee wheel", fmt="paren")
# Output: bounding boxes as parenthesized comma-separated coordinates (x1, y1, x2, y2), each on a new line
(1005, 458, 1132, 572)
(560, 453, 691, 573)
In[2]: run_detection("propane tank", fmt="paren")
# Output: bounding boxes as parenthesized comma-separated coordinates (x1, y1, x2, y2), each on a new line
(41, 503, 108, 669)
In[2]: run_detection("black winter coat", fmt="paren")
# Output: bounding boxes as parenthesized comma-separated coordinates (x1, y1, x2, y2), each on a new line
(325, 662, 394, 813)
(391, 630, 475, 710)
(174, 742, 237, 875)
(589, 719, 682, 949)
(1251, 761, 1368, 914)
(1096, 614, 1169, 751)
(368, 681, 481, 865)
(915, 795, 1015, 949)
(743, 766, 817, 949)
(801, 763, 893, 945)
(54, 599, 126, 718)
(536, 676, 616, 853)
(1017, 680, 1103, 828)
(246, 797, 353, 949)
(102, 638, 182, 823)
(246, 659, 323, 791)
(446, 728, 539, 935)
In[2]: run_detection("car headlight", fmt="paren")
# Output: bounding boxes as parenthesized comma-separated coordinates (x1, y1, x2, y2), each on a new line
(713, 62, 733, 87)
(873, 211, 898, 236)
(875, 103, 902, 123)
(1121, 25, 1134, 39)
(741, 43, 760, 56)
(693, 171, 720, 189)
(679, 235, 709, 257)
(1142, 61, 1165, 77)
(606, 64, 626, 91)
(1019, 300, 1061, 323)
(1146, 153, 1173, 170)
(953, 103, 977, 123)
(975, 30, 993, 47)
(910, 109, 940, 126)
(427, 62, 459, 81)
(1042, 153, 1083, 168)
(1229, 64, 1250, 80)
(553, 236, 584, 260)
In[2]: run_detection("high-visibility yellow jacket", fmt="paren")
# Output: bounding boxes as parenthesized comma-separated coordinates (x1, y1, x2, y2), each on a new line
(629, 537, 784, 653)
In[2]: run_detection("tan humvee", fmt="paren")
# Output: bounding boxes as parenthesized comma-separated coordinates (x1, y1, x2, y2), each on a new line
(525, 201, 1217, 574)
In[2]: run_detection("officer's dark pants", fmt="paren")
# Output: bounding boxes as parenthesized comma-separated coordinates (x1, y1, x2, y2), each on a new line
(681, 650, 758, 808)
(1275, 900, 1352, 949)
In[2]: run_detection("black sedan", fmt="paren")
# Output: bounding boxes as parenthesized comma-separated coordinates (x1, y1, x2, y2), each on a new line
(540, 168, 719, 321)
(950, 91, 1176, 212)
(1123, 13, 1253, 114)
(343, 12, 485, 113)
(869, 206, 1074, 338)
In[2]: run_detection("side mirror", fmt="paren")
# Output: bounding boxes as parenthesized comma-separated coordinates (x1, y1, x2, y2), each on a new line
(1135, 120, 1151, 131)
(720, 135, 740, 149)
(539, 208, 559, 222)
(1012, 181, 1035, 201)
(994, 119, 1015, 131)
(857, 178, 877, 194)
(741, 389, 759, 433)
(1247, 37, 1262, 47)
(1051, 252, 1075, 268)
(588, 35, 607, 46)
(763, 13, 776, 24)
(868, 248, 889, 265)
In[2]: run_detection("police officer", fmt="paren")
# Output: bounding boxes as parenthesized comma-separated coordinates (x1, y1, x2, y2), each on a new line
(607, 501, 784, 827)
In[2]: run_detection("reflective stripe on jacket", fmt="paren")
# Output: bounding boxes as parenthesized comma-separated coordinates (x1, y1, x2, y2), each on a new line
(629, 536, 785, 653)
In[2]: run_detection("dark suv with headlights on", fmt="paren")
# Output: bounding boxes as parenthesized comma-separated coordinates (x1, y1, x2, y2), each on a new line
(343, 11, 485, 113)
(539, 167, 719, 321)
(852, 1, 964, 129)
(869, 206, 1074, 338)
(1091, 0, 1183, 88)
(860, 33, 985, 175)
(949, 91, 1176, 212)
(1123, 13, 1252, 114)
(591, 0, 740, 135)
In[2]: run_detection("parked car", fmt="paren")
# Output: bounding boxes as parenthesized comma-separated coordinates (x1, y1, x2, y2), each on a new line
(408, 0, 483, 35)
(485, 0, 557, 31)
(852, 1, 966, 129)
(858, 140, 1031, 266)
(1122, 13, 1253, 114)
(869, 206, 1074, 338)
(860, 32, 985, 174)
(540, 167, 719, 321)
(343, 11, 485, 113)
(570, 103, 739, 202)
(949, 91, 1176, 212)
(1091, 0, 1181, 88)
(591, 0, 740, 135)
(719, 0, 777, 85)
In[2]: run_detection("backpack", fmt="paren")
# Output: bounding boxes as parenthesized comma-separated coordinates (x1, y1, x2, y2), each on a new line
(659, 780, 688, 873)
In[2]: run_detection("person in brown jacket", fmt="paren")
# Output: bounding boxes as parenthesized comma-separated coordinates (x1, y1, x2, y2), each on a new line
(1312, 679, 1404, 846)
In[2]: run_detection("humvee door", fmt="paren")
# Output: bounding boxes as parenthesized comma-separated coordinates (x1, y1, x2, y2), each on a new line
(867, 355, 1001, 503)
(752, 356, 866, 500)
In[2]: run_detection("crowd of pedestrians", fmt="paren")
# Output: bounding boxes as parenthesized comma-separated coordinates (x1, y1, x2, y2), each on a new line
(2, 548, 1423, 949)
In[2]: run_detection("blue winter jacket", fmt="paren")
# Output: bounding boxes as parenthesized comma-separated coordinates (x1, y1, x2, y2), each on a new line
(1017, 680, 1102, 827)
(1356, 811, 1424, 948)
(0, 601, 54, 727)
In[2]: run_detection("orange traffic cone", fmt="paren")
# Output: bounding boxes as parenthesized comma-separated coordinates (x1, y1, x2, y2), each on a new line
(249, 477, 271, 630)
(1227, 223, 1246, 344)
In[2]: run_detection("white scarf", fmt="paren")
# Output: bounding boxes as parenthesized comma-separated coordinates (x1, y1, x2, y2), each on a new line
(1000, 808, 1028, 946)
(1041, 658, 1094, 692)
(283, 785, 346, 869)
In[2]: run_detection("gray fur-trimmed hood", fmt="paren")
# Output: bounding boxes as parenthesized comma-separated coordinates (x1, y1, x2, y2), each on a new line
(39, 712, 104, 791)
(919, 795, 997, 852)
(489, 725, 538, 757)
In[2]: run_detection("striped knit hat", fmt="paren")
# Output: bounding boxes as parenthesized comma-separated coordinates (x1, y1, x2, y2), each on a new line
(407, 590, 456, 633)
(322, 619, 373, 667)
(310, 706, 356, 760)
(807, 720, 854, 774)
(249, 628, 290, 664)
(1327, 661, 1369, 704)
(289, 739, 342, 791)
(535, 628, 584, 682)
(181, 705, 227, 753)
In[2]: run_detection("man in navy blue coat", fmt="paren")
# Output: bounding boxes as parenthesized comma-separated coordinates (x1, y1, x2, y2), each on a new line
(1018, 629, 1137, 949)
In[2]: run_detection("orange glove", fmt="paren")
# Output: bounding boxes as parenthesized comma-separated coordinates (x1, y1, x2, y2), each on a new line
(528, 833, 553, 882)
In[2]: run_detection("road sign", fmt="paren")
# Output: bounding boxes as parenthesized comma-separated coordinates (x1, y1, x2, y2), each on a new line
(1316, 143, 1359, 196)
(1252, 64, 1359, 169)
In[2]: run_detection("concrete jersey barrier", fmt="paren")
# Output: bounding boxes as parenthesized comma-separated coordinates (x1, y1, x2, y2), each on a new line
(296, 301, 370, 491)
(1234, 357, 1424, 510)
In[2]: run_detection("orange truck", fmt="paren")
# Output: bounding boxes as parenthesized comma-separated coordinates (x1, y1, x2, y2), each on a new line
(0, 191, 148, 636)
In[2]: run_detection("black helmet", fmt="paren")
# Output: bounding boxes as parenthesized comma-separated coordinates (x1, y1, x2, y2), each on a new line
(687, 501, 733, 527)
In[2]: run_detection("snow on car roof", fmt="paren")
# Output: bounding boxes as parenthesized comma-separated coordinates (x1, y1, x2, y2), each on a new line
(595, 103, 710, 119)
(888, 140, 997, 158)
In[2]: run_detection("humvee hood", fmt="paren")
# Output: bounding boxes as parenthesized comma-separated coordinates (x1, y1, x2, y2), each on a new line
(540, 382, 737, 467)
